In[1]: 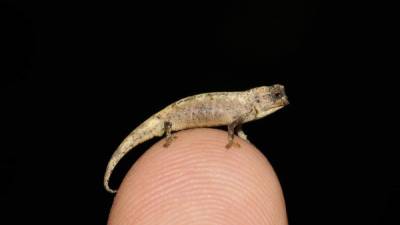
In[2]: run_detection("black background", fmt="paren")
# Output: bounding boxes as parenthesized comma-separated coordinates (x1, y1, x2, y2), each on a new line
(1, 1, 397, 224)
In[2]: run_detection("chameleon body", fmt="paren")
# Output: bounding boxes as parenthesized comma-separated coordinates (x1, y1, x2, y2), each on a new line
(104, 84, 289, 193)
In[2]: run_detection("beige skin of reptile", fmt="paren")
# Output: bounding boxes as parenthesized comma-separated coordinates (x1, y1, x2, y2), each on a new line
(104, 84, 289, 193)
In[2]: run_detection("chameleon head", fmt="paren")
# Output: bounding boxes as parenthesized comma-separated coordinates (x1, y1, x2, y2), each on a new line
(250, 84, 289, 119)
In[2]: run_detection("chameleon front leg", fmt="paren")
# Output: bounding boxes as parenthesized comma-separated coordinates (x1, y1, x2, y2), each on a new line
(163, 121, 177, 147)
(226, 117, 245, 148)
(235, 107, 257, 142)
(237, 124, 248, 140)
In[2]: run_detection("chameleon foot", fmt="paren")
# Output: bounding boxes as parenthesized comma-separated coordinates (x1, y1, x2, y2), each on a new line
(163, 135, 177, 147)
(225, 140, 240, 149)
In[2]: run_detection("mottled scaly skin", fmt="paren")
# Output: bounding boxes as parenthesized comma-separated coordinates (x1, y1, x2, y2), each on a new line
(163, 92, 254, 130)
(104, 85, 289, 193)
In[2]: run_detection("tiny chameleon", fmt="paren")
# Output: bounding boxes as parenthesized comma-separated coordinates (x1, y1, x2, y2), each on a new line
(104, 84, 289, 193)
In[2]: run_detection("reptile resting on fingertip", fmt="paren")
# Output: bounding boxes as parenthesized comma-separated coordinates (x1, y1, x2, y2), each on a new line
(104, 84, 289, 193)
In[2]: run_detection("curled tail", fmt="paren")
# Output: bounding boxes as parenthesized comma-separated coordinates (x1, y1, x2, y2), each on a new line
(104, 117, 164, 193)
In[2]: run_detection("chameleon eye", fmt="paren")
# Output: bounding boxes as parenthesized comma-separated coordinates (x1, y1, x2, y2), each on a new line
(274, 92, 282, 98)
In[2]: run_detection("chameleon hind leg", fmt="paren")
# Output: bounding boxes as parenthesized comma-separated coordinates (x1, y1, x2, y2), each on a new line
(226, 117, 245, 148)
(163, 121, 177, 147)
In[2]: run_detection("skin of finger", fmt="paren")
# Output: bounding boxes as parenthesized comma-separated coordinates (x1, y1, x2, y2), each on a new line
(108, 128, 288, 225)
